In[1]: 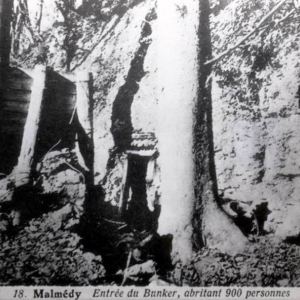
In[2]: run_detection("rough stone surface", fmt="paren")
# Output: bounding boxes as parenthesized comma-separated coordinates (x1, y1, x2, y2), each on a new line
(211, 0, 300, 238)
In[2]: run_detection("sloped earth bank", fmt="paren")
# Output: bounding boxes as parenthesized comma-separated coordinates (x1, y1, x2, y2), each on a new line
(1, 151, 300, 286)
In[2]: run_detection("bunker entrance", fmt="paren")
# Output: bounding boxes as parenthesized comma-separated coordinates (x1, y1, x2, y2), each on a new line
(119, 132, 159, 232)
(123, 154, 152, 231)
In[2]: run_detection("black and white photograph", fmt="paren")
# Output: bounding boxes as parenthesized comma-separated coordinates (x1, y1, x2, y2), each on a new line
(0, 0, 300, 298)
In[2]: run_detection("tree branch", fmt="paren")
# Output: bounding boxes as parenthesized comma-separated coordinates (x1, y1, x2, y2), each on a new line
(276, 7, 296, 23)
(15, 0, 42, 45)
(205, 0, 290, 65)
(36, 0, 44, 33)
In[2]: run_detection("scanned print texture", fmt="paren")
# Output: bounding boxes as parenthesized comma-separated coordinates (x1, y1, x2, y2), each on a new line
(1, 0, 300, 293)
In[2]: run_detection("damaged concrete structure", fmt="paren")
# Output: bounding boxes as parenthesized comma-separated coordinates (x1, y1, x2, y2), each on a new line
(0, 67, 93, 182)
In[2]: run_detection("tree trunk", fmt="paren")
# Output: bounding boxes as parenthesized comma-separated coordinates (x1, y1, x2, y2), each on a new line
(156, 0, 199, 263)
(0, 0, 13, 69)
(0, 0, 13, 89)
(0, 0, 2, 45)
(195, 0, 248, 255)
(156, 0, 247, 263)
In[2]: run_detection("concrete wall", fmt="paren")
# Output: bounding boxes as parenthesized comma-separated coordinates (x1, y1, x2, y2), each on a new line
(0, 68, 77, 174)
(0, 68, 33, 174)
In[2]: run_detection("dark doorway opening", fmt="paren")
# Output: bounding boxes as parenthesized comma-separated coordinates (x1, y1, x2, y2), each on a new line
(122, 154, 155, 232)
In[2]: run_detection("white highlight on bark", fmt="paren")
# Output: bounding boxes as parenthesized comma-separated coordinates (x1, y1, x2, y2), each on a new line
(156, 0, 199, 263)
(15, 64, 47, 187)
(75, 71, 94, 180)
(76, 71, 93, 139)
(74, 133, 89, 172)
(118, 156, 129, 216)
(146, 157, 156, 212)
